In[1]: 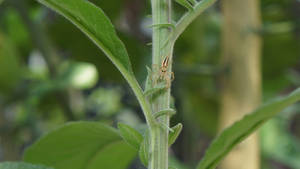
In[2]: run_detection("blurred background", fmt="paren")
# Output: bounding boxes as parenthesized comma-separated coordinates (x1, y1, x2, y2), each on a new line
(0, 0, 300, 169)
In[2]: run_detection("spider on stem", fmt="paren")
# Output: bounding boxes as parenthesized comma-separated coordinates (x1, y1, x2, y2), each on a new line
(152, 55, 174, 88)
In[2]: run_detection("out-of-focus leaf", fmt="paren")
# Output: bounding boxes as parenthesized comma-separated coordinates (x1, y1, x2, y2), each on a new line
(59, 62, 98, 89)
(3, 9, 31, 53)
(169, 156, 192, 169)
(0, 162, 53, 169)
(28, 51, 49, 78)
(263, 33, 299, 77)
(261, 113, 300, 169)
(118, 123, 143, 150)
(0, 32, 21, 93)
(197, 87, 300, 169)
(87, 87, 122, 116)
(24, 122, 136, 169)
(37, 0, 135, 82)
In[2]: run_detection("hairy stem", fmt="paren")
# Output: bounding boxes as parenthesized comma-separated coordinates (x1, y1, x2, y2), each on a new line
(150, 0, 172, 168)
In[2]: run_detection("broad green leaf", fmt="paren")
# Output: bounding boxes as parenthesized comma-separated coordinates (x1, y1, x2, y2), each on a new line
(0, 162, 53, 169)
(37, 0, 134, 80)
(197, 87, 300, 169)
(24, 122, 136, 169)
(118, 123, 143, 150)
(168, 123, 183, 146)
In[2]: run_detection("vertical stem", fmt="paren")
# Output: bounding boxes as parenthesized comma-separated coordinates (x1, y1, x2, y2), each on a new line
(219, 0, 262, 169)
(150, 0, 172, 168)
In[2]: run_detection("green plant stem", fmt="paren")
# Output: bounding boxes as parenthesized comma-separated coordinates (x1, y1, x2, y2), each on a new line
(127, 76, 156, 127)
(150, 0, 172, 168)
(147, 1, 218, 168)
(172, 0, 217, 42)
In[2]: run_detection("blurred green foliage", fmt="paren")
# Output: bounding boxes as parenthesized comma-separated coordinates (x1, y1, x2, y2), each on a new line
(0, 0, 299, 168)
(0, 32, 22, 93)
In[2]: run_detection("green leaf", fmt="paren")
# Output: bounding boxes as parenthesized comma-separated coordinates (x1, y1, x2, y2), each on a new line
(139, 132, 150, 167)
(197, 87, 300, 169)
(174, 0, 194, 10)
(24, 122, 136, 169)
(37, 0, 134, 79)
(118, 123, 143, 150)
(168, 123, 183, 146)
(37, 0, 155, 129)
(0, 162, 54, 169)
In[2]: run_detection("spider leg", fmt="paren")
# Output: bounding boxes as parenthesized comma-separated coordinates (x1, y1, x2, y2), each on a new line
(160, 74, 168, 88)
(170, 72, 174, 81)
(163, 72, 174, 88)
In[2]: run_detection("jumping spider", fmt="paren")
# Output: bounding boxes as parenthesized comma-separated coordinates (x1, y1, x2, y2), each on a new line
(152, 55, 174, 88)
